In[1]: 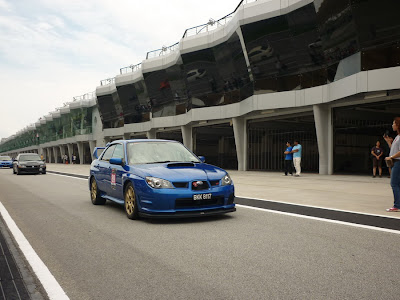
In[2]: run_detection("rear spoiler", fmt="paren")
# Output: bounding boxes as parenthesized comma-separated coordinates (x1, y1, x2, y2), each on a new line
(93, 147, 106, 159)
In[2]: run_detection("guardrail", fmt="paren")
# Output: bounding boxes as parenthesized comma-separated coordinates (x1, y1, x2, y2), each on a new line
(120, 63, 142, 75)
(182, 0, 257, 38)
(100, 77, 116, 86)
(146, 42, 180, 59)
(73, 91, 95, 101)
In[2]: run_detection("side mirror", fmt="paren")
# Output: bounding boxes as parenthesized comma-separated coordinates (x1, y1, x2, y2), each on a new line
(109, 157, 124, 165)
(198, 156, 206, 163)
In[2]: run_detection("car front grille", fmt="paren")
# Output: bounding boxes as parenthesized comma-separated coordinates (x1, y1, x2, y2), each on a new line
(175, 196, 224, 208)
(172, 182, 189, 188)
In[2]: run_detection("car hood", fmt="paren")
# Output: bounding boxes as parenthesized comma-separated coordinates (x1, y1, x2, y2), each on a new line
(129, 163, 227, 181)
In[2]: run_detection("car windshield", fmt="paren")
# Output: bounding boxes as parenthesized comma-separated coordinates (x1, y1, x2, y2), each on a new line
(0, 156, 12, 161)
(127, 142, 200, 165)
(19, 154, 41, 161)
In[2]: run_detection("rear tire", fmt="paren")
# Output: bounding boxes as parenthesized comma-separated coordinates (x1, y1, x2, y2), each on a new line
(41, 170, 46, 174)
(90, 177, 106, 205)
(124, 182, 139, 220)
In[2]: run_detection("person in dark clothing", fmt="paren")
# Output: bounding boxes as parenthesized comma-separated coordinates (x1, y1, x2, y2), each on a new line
(283, 141, 293, 176)
(371, 140, 384, 178)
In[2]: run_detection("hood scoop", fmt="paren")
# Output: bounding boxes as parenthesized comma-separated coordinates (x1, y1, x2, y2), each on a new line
(167, 162, 195, 168)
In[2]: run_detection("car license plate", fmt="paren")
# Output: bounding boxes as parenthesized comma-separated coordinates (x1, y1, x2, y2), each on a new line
(193, 193, 212, 200)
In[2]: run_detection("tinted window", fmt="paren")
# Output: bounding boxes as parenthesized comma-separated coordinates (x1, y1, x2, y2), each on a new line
(112, 144, 124, 160)
(19, 154, 41, 161)
(101, 145, 116, 161)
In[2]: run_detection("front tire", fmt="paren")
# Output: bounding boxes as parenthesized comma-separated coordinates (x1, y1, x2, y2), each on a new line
(41, 170, 46, 174)
(124, 182, 139, 220)
(90, 177, 105, 205)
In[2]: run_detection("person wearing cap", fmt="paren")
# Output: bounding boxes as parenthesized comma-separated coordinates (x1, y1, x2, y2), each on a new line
(283, 141, 293, 176)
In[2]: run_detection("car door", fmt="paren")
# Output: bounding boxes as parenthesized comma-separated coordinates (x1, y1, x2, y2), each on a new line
(97, 144, 116, 194)
(108, 143, 126, 199)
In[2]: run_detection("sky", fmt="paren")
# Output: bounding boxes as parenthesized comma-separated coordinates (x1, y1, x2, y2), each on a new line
(0, 0, 239, 139)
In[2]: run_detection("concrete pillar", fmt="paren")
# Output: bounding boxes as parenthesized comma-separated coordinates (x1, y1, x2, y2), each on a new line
(313, 104, 333, 175)
(181, 124, 193, 151)
(89, 140, 97, 161)
(77, 142, 84, 164)
(67, 144, 73, 163)
(218, 136, 225, 168)
(104, 137, 111, 145)
(53, 146, 60, 163)
(232, 117, 247, 171)
(46, 148, 52, 163)
(192, 129, 197, 154)
(146, 129, 156, 139)
(59, 145, 66, 163)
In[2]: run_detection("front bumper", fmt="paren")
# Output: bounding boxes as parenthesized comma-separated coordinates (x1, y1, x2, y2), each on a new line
(0, 163, 13, 168)
(134, 179, 235, 217)
(139, 207, 236, 218)
(18, 166, 46, 173)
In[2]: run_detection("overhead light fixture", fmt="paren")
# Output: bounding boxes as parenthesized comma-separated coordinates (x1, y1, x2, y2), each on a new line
(364, 91, 387, 100)
(261, 109, 275, 114)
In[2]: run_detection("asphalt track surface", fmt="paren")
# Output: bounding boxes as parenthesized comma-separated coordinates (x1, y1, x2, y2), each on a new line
(0, 170, 400, 300)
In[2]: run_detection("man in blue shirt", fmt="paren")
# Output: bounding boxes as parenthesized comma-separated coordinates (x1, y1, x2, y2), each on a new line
(283, 141, 293, 176)
(291, 140, 302, 177)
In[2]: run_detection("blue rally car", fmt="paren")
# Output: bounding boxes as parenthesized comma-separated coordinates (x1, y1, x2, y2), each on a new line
(0, 155, 13, 168)
(89, 139, 235, 219)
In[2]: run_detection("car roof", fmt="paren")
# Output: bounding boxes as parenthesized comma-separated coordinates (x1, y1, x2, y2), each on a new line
(19, 153, 39, 155)
(109, 139, 180, 145)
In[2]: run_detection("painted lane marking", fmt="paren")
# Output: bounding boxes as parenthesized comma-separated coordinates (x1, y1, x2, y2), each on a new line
(48, 172, 87, 181)
(236, 195, 400, 220)
(236, 204, 400, 235)
(0, 202, 70, 300)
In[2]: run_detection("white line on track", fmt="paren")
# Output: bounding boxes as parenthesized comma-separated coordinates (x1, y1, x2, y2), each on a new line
(236, 204, 400, 235)
(0, 202, 70, 300)
(236, 195, 400, 220)
(48, 172, 87, 180)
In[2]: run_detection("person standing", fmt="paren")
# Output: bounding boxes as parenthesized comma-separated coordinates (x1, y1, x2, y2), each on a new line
(384, 117, 400, 212)
(283, 141, 293, 176)
(291, 140, 302, 177)
(371, 140, 383, 178)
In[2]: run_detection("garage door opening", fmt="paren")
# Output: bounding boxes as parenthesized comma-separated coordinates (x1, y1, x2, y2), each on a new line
(248, 115, 318, 172)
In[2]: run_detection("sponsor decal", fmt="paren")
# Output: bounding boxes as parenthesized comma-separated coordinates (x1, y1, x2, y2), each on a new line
(111, 169, 116, 189)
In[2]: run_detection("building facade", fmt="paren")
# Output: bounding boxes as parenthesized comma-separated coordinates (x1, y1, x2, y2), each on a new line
(1, 0, 400, 175)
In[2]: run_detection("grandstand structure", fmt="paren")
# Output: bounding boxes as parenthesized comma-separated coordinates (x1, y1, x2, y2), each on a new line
(1, 0, 400, 174)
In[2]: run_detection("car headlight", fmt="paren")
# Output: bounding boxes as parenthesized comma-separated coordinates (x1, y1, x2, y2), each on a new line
(19, 164, 26, 168)
(221, 174, 232, 186)
(40, 164, 45, 167)
(145, 177, 173, 189)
